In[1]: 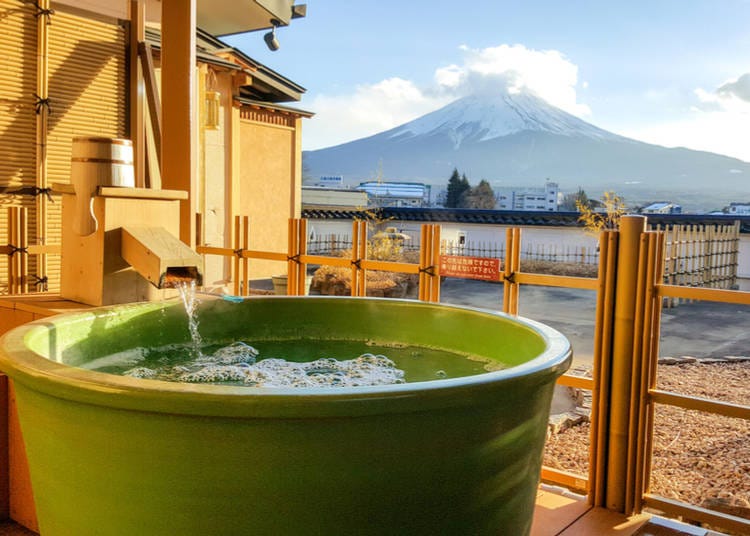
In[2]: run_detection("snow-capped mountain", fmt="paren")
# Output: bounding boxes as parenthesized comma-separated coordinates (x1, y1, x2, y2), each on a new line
(303, 89, 750, 209)
(388, 91, 620, 148)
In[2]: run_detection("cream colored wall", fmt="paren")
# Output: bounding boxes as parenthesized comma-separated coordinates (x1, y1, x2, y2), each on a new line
(238, 118, 298, 279)
(198, 68, 233, 290)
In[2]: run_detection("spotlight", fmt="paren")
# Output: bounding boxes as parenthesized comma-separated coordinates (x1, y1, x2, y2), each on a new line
(263, 21, 280, 51)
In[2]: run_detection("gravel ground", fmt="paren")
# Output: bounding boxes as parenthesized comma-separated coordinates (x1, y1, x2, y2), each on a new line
(543, 361, 750, 522)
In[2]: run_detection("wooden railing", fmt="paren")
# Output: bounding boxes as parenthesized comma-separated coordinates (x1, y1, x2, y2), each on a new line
(2, 211, 748, 533)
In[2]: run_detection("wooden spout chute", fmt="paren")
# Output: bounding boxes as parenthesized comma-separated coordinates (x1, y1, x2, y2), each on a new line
(121, 226, 203, 288)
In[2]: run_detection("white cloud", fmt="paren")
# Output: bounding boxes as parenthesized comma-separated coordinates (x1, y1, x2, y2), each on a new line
(304, 44, 589, 150)
(438, 44, 591, 116)
(303, 78, 450, 150)
(621, 75, 750, 162)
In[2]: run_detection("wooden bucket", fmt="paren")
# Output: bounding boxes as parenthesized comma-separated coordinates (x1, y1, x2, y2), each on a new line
(70, 137, 134, 236)
(70, 137, 134, 188)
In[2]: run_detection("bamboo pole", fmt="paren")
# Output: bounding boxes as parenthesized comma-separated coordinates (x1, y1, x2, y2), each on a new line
(357, 220, 367, 296)
(35, 0, 50, 290)
(8, 208, 17, 294)
(430, 225, 441, 302)
(606, 215, 646, 512)
(350, 221, 360, 297)
(418, 224, 428, 302)
(590, 229, 618, 507)
(241, 216, 249, 296)
(635, 231, 665, 512)
(297, 219, 308, 296)
(624, 232, 650, 514)
(509, 228, 521, 315)
(232, 216, 240, 296)
(286, 218, 297, 296)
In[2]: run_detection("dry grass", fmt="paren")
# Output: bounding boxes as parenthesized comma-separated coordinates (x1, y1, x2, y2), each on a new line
(543, 361, 750, 529)
(521, 259, 599, 278)
(311, 239, 420, 296)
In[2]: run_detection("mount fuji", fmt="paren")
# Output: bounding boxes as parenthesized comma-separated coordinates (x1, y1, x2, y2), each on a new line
(303, 90, 750, 209)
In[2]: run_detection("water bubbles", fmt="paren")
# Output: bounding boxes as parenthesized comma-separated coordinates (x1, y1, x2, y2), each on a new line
(117, 344, 406, 389)
(205, 342, 259, 365)
(123, 367, 158, 379)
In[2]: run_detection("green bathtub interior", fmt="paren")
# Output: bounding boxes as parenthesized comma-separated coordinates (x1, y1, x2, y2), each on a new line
(0, 296, 571, 536)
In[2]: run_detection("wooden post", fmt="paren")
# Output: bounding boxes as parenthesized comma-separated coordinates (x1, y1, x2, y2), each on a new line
(161, 0, 197, 245)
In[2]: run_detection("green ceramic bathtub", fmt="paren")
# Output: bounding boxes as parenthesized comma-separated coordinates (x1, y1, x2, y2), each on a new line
(0, 297, 571, 536)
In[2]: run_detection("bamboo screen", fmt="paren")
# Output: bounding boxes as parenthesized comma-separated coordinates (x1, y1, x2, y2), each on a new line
(0, 2, 127, 294)
(44, 7, 127, 291)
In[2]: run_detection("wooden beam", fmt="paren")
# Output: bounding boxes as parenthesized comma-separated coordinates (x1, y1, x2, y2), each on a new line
(129, 1, 146, 187)
(161, 0, 197, 246)
(138, 42, 161, 168)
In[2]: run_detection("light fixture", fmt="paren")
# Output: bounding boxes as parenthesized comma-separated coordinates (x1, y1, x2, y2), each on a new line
(263, 20, 280, 51)
(205, 91, 220, 130)
(204, 69, 221, 130)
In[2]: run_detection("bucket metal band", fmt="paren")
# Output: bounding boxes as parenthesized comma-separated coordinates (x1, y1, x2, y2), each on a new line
(72, 137, 132, 145)
(71, 157, 133, 165)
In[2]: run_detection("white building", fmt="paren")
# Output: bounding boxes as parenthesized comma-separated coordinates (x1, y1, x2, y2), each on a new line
(495, 181, 559, 211)
(356, 181, 431, 208)
(313, 176, 344, 188)
(302, 187, 368, 209)
(641, 202, 682, 214)
(727, 203, 750, 215)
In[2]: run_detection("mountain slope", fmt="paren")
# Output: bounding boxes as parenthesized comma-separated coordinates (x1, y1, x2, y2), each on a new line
(303, 90, 750, 207)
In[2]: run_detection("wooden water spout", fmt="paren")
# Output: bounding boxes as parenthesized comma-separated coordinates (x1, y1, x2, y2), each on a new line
(121, 226, 203, 289)
(58, 184, 199, 306)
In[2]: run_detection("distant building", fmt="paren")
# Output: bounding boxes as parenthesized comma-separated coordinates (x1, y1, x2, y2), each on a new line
(495, 181, 559, 211)
(313, 176, 344, 188)
(302, 186, 368, 210)
(726, 203, 750, 215)
(356, 181, 431, 208)
(641, 202, 682, 214)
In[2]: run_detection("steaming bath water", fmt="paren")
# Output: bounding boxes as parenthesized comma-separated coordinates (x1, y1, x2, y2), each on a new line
(83, 282, 506, 387)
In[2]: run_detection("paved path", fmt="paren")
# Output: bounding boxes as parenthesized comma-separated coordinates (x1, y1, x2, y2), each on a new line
(439, 278, 750, 367)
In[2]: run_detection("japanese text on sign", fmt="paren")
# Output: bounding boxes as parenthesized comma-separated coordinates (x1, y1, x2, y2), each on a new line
(439, 255, 501, 281)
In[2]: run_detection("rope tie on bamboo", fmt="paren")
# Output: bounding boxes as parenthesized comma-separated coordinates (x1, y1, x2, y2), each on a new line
(8, 245, 28, 257)
(419, 265, 435, 276)
(232, 248, 244, 258)
(29, 274, 48, 290)
(0, 186, 54, 201)
(34, 94, 51, 114)
(287, 254, 301, 264)
(350, 259, 362, 269)
(503, 272, 516, 284)
(34, 3, 55, 24)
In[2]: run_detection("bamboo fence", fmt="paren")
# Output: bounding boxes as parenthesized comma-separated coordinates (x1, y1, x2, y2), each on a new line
(653, 221, 740, 306)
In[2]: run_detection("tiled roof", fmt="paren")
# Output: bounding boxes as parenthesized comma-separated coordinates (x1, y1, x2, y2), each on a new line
(301, 207, 750, 233)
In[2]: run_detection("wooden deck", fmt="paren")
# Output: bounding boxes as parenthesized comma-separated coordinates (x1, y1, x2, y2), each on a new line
(532, 487, 722, 536)
(0, 488, 723, 536)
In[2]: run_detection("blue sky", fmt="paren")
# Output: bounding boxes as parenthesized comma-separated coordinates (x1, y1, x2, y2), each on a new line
(224, 1, 750, 160)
